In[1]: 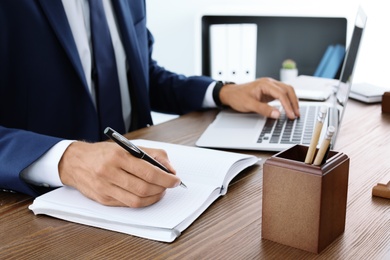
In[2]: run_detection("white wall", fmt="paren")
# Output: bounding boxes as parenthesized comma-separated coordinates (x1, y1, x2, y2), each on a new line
(146, 0, 389, 88)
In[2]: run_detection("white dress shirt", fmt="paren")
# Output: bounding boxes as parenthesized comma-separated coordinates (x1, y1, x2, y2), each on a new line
(21, 0, 216, 188)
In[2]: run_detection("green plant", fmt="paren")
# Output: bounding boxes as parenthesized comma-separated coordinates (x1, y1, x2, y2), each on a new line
(282, 59, 296, 69)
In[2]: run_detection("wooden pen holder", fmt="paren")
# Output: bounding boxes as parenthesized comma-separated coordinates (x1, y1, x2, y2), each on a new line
(262, 145, 350, 254)
(382, 91, 390, 114)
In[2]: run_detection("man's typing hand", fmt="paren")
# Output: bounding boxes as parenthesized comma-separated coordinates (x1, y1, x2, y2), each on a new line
(219, 77, 300, 120)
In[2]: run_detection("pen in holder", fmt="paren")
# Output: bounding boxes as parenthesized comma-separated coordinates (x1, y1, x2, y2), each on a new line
(262, 144, 349, 254)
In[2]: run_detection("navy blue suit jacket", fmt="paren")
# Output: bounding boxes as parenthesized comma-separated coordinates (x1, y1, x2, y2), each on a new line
(0, 0, 213, 196)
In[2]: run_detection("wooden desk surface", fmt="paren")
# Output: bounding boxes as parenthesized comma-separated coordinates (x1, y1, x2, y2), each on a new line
(1, 100, 390, 259)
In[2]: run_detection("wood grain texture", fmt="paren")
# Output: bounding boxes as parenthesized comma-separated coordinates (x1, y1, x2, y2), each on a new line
(1, 101, 390, 259)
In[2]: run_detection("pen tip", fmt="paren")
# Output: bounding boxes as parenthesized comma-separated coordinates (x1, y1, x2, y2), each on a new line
(180, 182, 188, 189)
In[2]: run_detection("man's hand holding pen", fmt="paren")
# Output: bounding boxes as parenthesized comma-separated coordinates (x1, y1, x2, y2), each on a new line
(58, 141, 181, 208)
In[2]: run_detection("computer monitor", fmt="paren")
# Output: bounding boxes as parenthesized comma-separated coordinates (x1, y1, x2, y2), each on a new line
(201, 15, 347, 80)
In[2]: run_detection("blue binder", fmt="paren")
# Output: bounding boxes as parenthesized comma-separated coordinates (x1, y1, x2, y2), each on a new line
(314, 44, 345, 79)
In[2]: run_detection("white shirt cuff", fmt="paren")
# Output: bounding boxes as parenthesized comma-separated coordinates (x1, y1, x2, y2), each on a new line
(202, 81, 217, 108)
(20, 140, 75, 188)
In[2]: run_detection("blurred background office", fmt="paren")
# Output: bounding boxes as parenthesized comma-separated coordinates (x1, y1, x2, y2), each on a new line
(146, 0, 389, 89)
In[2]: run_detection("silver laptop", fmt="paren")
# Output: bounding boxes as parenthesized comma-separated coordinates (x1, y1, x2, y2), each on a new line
(196, 7, 367, 152)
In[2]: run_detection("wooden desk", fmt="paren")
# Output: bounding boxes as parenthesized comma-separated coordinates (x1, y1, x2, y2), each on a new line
(1, 100, 390, 259)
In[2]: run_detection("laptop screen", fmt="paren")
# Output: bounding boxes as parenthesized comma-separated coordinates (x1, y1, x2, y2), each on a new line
(331, 7, 367, 143)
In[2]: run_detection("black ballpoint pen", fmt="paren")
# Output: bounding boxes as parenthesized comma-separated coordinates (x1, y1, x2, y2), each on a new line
(104, 127, 187, 188)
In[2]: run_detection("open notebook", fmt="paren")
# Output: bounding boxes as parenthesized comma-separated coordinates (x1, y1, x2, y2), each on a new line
(29, 139, 258, 242)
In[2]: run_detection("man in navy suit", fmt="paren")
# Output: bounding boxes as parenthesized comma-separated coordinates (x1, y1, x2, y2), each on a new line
(0, 0, 299, 207)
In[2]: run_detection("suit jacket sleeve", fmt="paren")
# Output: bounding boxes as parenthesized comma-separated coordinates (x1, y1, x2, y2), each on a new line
(0, 126, 63, 197)
(146, 29, 214, 115)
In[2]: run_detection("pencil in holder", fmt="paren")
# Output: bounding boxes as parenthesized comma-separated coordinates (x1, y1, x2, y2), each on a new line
(262, 144, 349, 254)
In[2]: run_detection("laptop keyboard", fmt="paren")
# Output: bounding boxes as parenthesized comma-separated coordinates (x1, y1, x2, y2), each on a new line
(257, 106, 319, 145)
